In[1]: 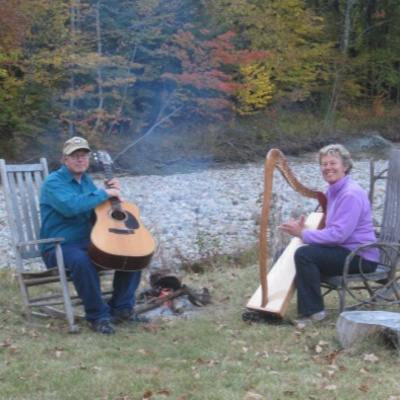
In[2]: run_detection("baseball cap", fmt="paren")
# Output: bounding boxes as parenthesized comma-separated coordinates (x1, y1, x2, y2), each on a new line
(63, 136, 91, 156)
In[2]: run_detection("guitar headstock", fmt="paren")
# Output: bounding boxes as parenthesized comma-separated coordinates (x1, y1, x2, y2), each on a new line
(93, 150, 113, 166)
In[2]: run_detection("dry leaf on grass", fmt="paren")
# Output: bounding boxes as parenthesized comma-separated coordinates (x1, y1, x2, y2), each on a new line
(8, 347, 20, 357)
(142, 389, 153, 399)
(363, 353, 379, 363)
(359, 383, 370, 393)
(156, 388, 170, 395)
(2, 339, 12, 347)
(244, 391, 263, 399)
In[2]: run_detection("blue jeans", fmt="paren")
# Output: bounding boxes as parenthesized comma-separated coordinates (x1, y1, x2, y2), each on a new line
(294, 245, 377, 316)
(43, 240, 142, 323)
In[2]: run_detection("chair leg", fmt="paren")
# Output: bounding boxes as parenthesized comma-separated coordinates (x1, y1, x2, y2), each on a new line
(18, 274, 34, 323)
(338, 288, 346, 313)
(55, 245, 80, 333)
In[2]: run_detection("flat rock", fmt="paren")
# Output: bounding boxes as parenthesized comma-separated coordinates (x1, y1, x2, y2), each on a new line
(336, 310, 400, 349)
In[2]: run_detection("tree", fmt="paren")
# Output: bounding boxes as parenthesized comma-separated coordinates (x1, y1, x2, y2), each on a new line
(210, 0, 334, 108)
(160, 29, 268, 119)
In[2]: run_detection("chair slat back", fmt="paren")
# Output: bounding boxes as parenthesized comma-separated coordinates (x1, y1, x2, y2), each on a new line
(379, 149, 400, 266)
(0, 158, 49, 260)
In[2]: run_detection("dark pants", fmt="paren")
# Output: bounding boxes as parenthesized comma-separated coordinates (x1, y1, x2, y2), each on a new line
(294, 245, 377, 316)
(43, 240, 142, 323)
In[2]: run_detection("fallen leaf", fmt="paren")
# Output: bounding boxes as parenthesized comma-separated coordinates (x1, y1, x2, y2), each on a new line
(244, 391, 263, 399)
(364, 353, 379, 363)
(327, 369, 335, 378)
(315, 345, 323, 353)
(359, 384, 370, 393)
(324, 385, 337, 391)
(156, 388, 170, 395)
(9, 347, 20, 357)
(143, 324, 158, 334)
(29, 329, 39, 338)
(142, 389, 153, 399)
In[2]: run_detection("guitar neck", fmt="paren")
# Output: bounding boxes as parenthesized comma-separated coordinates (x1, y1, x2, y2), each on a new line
(103, 164, 114, 185)
(102, 161, 121, 209)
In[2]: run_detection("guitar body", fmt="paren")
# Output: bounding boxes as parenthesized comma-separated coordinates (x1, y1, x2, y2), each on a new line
(89, 200, 156, 271)
(89, 150, 156, 271)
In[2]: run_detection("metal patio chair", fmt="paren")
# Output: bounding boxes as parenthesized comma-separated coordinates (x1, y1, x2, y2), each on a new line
(320, 149, 400, 312)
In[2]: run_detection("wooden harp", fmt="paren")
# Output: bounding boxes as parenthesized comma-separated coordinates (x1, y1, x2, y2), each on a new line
(246, 149, 326, 318)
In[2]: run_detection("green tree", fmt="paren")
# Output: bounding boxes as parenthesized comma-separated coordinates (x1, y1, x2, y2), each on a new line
(211, 0, 334, 107)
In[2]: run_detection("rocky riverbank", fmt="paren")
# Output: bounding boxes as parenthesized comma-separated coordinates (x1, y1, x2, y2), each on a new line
(0, 153, 389, 271)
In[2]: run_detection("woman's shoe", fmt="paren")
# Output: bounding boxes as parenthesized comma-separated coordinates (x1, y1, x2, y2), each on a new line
(291, 310, 329, 326)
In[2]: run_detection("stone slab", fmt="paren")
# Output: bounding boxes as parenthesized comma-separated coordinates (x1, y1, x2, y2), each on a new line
(336, 310, 400, 349)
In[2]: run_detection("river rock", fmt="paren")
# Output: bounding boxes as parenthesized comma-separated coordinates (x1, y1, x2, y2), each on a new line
(0, 155, 390, 271)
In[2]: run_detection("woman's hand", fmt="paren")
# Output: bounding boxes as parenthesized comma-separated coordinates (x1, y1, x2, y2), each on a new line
(279, 215, 306, 238)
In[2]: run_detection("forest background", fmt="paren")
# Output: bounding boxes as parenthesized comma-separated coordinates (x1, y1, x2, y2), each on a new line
(1, 0, 400, 174)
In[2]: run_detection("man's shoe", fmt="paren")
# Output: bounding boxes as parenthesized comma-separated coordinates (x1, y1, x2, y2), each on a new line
(291, 310, 328, 327)
(90, 320, 116, 334)
(111, 310, 149, 324)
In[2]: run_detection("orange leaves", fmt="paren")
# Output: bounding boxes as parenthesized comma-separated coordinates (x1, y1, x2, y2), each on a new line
(160, 28, 269, 117)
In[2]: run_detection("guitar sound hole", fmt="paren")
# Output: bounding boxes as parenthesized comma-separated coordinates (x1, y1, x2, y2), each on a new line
(111, 210, 127, 222)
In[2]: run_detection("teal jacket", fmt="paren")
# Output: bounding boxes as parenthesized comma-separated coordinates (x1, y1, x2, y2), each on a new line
(40, 165, 108, 254)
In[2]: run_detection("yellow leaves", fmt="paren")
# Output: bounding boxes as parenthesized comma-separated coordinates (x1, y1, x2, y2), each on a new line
(234, 63, 275, 115)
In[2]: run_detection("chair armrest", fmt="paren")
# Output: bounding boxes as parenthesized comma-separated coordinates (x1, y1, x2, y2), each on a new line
(17, 237, 64, 248)
(343, 242, 400, 277)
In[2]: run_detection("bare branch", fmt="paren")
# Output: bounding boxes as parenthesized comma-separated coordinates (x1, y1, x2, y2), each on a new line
(113, 95, 182, 162)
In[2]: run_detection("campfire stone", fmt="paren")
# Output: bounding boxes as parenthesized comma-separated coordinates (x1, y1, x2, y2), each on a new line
(336, 311, 400, 349)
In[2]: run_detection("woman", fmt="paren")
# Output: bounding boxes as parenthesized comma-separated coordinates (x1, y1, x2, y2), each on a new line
(279, 144, 379, 326)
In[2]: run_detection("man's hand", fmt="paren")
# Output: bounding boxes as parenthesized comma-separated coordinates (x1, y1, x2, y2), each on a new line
(104, 178, 122, 201)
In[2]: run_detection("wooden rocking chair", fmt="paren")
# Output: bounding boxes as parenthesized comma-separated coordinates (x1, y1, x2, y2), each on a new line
(321, 148, 400, 312)
(0, 158, 112, 333)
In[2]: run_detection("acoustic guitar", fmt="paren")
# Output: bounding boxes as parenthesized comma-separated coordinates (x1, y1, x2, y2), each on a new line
(88, 151, 156, 271)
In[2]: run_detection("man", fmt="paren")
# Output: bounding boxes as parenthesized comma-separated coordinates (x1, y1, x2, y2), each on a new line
(40, 136, 147, 334)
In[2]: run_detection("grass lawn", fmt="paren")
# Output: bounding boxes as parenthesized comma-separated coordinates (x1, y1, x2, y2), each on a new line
(1, 261, 400, 400)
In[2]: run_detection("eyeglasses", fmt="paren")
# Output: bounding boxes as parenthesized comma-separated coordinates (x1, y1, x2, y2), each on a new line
(67, 153, 91, 160)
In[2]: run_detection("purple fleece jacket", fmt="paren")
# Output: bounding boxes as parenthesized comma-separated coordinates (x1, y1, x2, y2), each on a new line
(302, 175, 379, 262)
